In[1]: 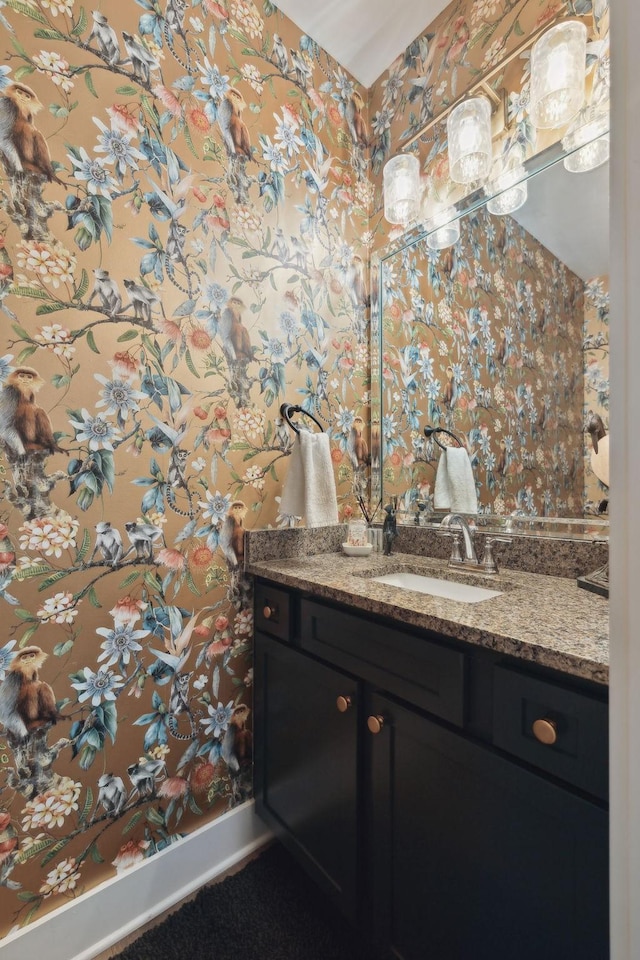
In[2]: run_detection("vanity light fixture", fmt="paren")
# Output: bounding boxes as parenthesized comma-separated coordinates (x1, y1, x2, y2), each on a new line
(425, 205, 460, 251)
(485, 163, 528, 216)
(529, 20, 587, 129)
(383, 153, 420, 225)
(447, 96, 493, 185)
(561, 103, 610, 173)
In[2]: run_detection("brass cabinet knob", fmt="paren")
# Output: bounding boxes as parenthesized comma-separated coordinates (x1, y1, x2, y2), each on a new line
(336, 695, 353, 713)
(367, 715, 385, 735)
(262, 604, 276, 620)
(532, 717, 558, 746)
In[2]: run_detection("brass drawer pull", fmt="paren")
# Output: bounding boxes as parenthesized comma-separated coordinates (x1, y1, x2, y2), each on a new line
(263, 604, 277, 620)
(367, 715, 385, 735)
(336, 695, 353, 713)
(532, 717, 558, 746)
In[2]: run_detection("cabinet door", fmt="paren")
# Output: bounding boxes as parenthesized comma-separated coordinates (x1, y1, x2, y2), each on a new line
(369, 692, 608, 960)
(254, 632, 360, 922)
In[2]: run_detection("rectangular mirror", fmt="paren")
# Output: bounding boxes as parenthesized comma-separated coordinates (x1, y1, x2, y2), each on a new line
(371, 137, 610, 537)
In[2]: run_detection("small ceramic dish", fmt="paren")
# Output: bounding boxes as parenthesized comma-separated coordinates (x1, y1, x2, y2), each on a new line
(342, 542, 373, 557)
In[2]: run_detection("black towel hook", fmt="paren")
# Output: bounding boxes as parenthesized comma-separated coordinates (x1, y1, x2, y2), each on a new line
(424, 425, 464, 451)
(280, 403, 324, 435)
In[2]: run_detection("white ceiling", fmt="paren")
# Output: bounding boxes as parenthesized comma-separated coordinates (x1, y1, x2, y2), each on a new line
(274, 0, 450, 88)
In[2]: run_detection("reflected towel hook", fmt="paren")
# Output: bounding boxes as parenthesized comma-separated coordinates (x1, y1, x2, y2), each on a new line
(280, 402, 324, 435)
(424, 425, 465, 451)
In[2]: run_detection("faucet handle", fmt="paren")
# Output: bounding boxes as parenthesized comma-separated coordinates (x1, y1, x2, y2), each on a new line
(480, 536, 511, 574)
(438, 530, 463, 564)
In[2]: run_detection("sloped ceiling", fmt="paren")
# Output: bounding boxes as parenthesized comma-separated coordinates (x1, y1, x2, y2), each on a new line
(274, 0, 451, 87)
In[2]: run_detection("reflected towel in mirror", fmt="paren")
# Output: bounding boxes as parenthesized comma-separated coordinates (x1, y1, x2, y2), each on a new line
(279, 430, 339, 527)
(434, 446, 478, 514)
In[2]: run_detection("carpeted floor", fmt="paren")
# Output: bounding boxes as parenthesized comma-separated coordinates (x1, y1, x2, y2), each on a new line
(113, 842, 371, 960)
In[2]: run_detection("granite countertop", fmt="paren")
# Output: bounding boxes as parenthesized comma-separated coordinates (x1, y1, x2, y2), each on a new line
(247, 551, 609, 685)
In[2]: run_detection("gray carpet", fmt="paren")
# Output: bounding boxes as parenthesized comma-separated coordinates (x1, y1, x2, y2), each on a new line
(114, 842, 371, 960)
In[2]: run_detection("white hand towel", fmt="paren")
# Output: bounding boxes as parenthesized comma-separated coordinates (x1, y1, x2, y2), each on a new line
(279, 431, 339, 527)
(434, 446, 478, 514)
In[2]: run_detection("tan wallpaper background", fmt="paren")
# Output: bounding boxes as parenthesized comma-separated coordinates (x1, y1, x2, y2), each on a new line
(0, 0, 371, 933)
(0, 0, 609, 939)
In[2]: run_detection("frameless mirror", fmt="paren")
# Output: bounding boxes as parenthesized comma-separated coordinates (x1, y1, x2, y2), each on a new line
(371, 137, 610, 538)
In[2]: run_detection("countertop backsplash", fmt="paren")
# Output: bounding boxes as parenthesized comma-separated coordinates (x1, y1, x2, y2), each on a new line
(245, 523, 608, 581)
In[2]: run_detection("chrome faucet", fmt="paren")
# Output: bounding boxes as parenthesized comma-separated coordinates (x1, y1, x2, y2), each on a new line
(440, 514, 478, 565)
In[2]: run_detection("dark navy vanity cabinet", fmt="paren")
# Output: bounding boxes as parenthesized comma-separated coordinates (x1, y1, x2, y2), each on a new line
(254, 579, 609, 960)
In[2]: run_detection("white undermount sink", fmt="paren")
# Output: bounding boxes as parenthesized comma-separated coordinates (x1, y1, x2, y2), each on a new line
(371, 571, 503, 604)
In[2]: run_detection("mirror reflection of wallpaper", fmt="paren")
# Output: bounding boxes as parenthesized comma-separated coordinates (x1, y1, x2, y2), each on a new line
(583, 276, 610, 510)
(381, 206, 586, 518)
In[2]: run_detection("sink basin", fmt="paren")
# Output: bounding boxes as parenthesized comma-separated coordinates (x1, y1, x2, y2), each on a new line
(371, 571, 503, 604)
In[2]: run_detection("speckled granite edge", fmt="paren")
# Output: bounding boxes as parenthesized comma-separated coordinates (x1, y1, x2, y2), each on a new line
(245, 523, 608, 580)
(245, 524, 346, 564)
(248, 552, 609, 686)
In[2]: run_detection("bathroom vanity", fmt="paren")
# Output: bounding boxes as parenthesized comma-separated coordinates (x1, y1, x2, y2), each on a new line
(250, 547, 609, 960)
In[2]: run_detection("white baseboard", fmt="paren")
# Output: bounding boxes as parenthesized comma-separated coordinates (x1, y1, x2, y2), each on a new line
(0, 800, 272, 960)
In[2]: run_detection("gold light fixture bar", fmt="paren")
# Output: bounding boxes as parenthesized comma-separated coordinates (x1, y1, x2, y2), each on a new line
(401, 15, 574, 151)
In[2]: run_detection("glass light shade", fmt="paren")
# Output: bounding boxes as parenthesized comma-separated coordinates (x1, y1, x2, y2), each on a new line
(563, 135, 609, 173)
(426, 206, 460, 251)
(486, 164, 528, 215)
(383, 154, 420, 225)
(529, 21, 587, 129)
(562, 104, 610, 173)
(447, 96, 492, 185)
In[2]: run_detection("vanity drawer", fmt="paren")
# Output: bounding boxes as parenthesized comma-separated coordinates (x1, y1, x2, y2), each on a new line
(492, 666, 608, 801)
(254, 581, 292, 642)
(300, 598, 465, 726)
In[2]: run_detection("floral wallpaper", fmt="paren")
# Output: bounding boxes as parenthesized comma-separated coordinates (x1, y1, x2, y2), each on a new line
(0, 0, 611, 940)
(583, 274, 609, 510)
(379, 205, 586, 518)
(0, 0, 373, 935)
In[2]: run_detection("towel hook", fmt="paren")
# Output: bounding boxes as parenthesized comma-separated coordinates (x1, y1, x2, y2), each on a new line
(424, 425, 465, 451)
(280, 403, 324, 435)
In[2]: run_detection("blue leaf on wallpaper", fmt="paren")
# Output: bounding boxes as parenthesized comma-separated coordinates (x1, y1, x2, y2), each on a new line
(172, 75, 196, 92)
(140, 251, 161, 276)
(175, 519, 197, 543)
(173, 299, 198, 317)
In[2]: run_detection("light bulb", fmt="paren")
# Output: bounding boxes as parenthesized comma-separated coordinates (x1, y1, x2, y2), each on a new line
(562, 104, 610, 173)
(529, 21, 587, 129)
(426, 206, 460, 251)
(383, 154, 420, 225)
(447, 96, 492, 185)
(486, 164, 528, 215)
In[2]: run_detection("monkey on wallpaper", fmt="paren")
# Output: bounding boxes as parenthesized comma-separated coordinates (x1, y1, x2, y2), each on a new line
(221, 704, 252, 803)
(88, 11, 121, 65)
(345, 92, 369, 148)
(218, 297, 253, 363)
(126, 757, 166, 801)
(271, 34, 290, 75)
(88, 521, 124, 567)
(92, 773, 127, 821)
(123, 279, 167, 324)
(123, 520, 165, 560)
(219, 500, 247, 571)
(121, 31, 160, 85)
(0, 367, 66, 458)
(0, 83, 65, 185)
(88, 268, 123, 316)
(217, 90, 252, 160)
(0, 646, 60, 741)
(347, 415, 369, 470)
